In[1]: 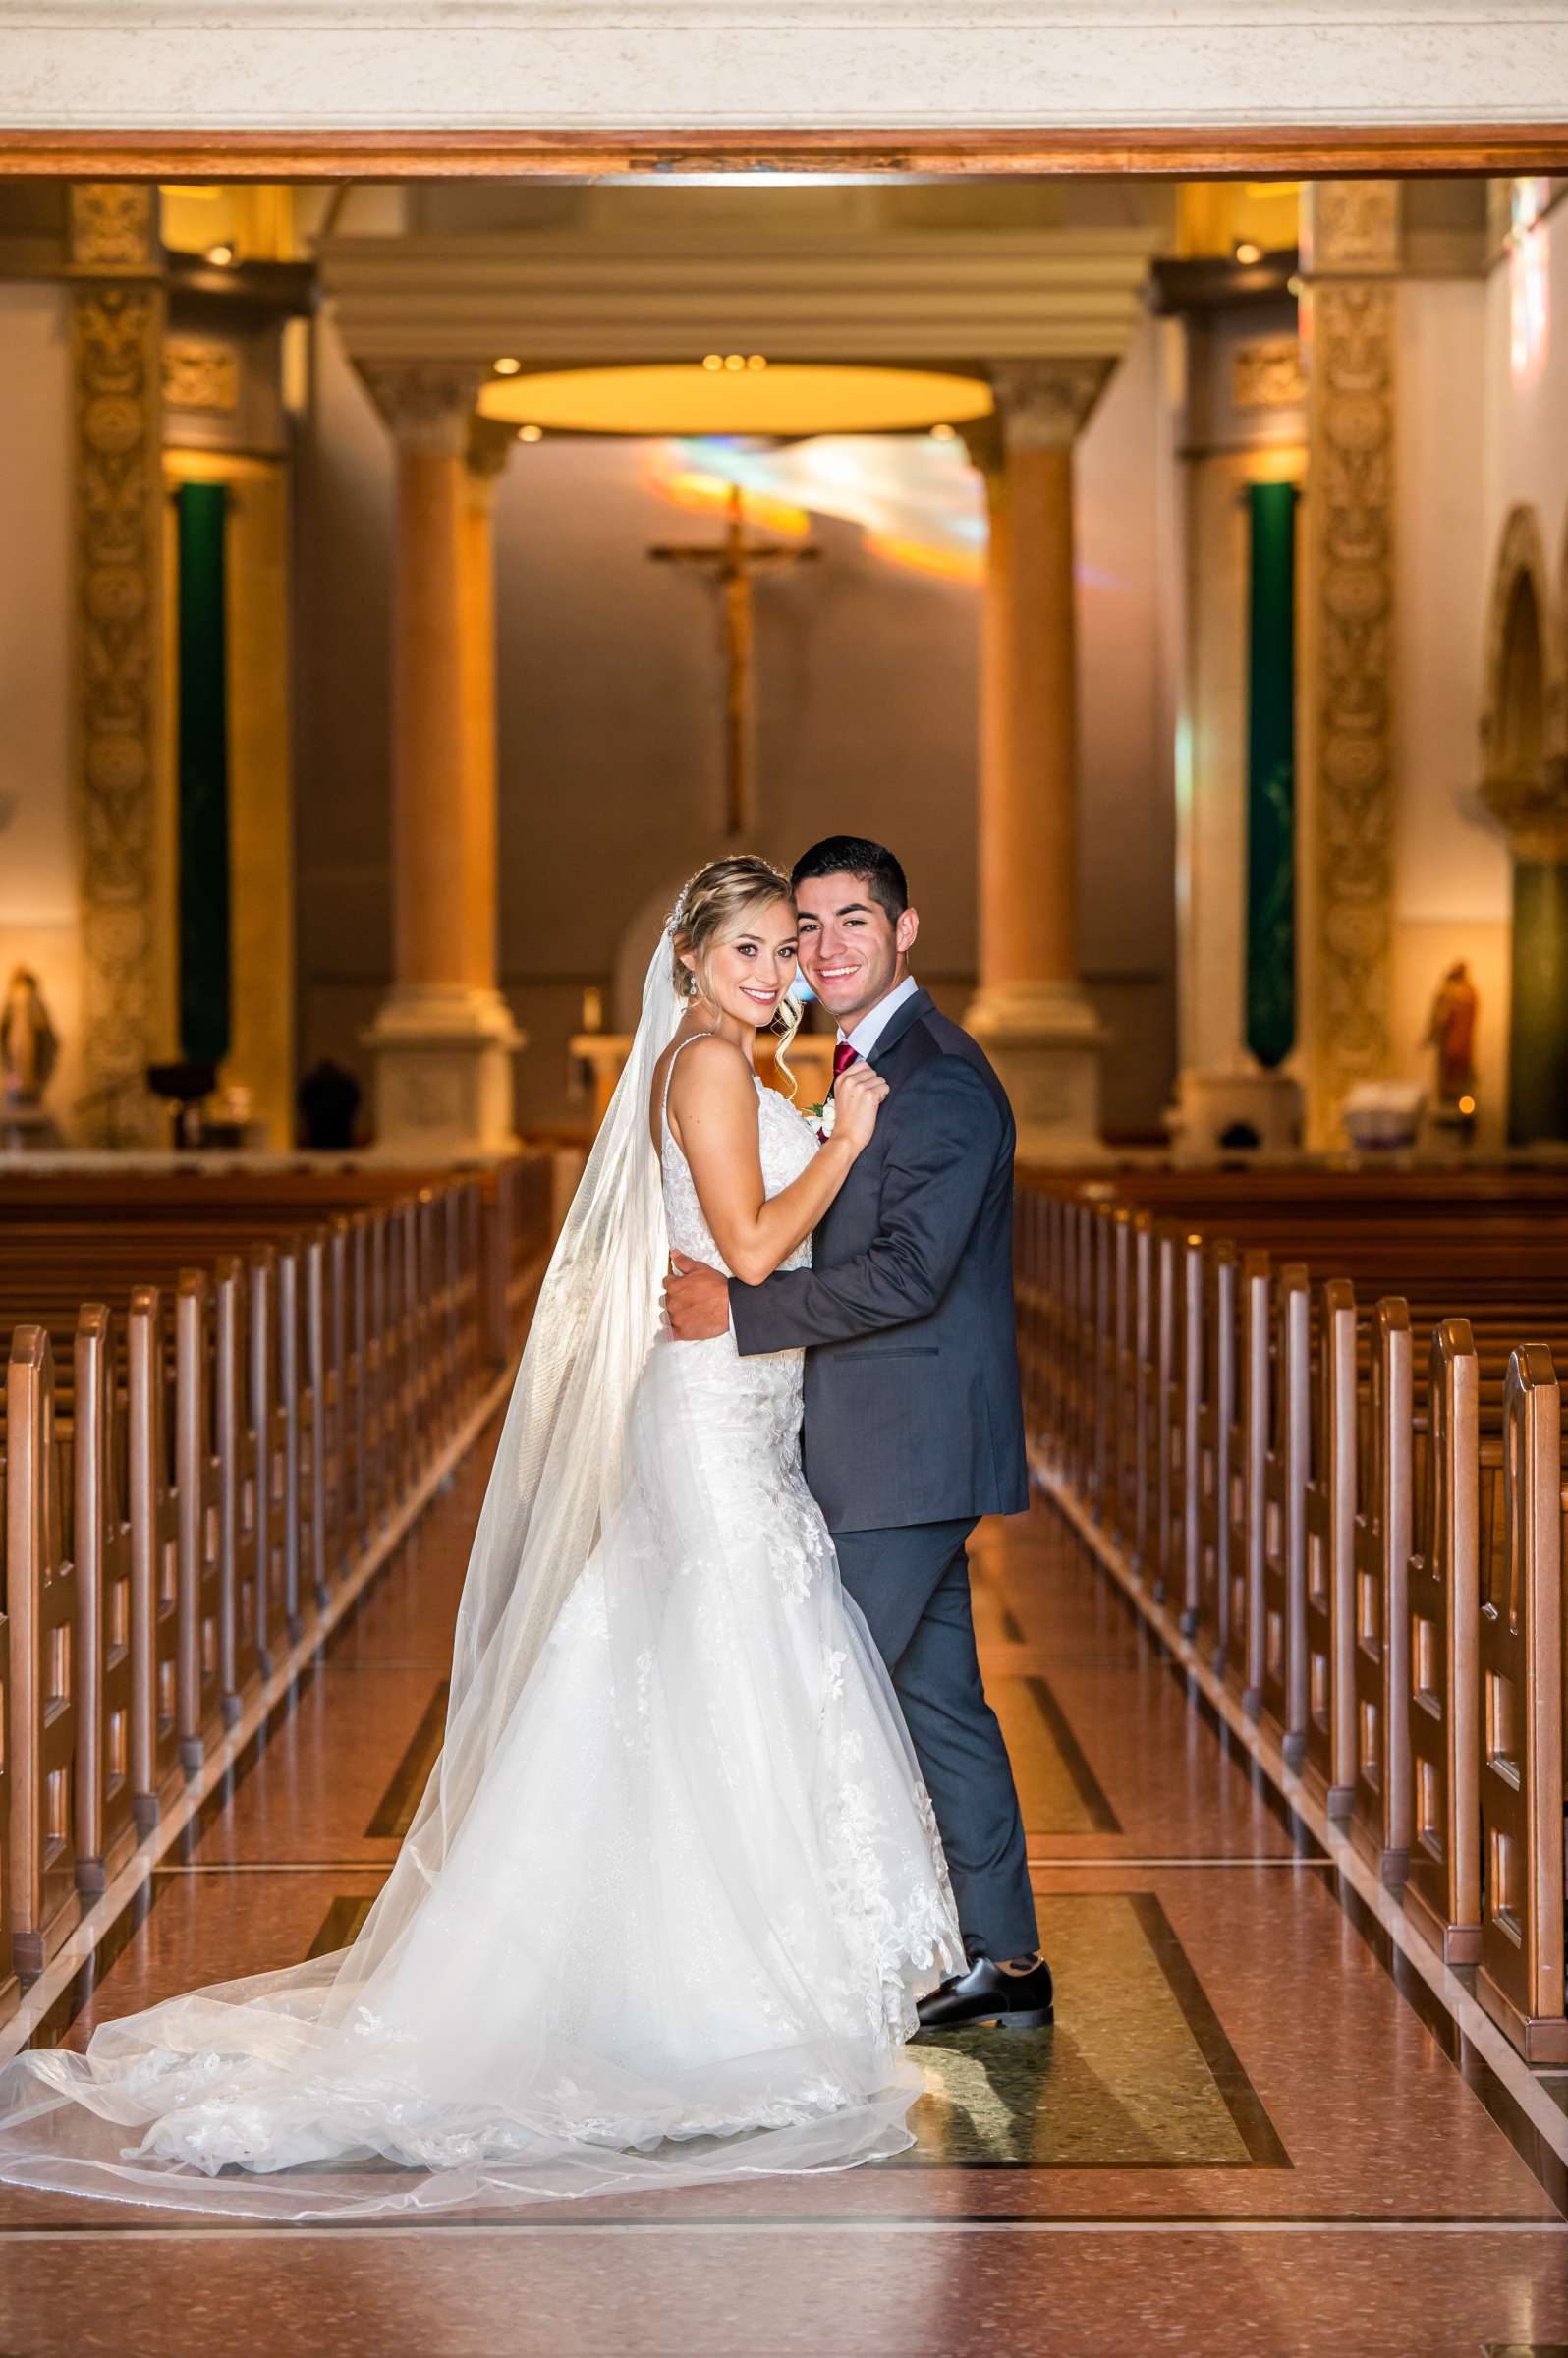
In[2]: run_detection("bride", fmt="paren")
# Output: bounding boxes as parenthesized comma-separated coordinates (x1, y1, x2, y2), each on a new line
(0, 855, 963, 2218)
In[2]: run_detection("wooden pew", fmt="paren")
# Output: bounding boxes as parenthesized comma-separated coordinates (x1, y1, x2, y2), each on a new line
(1475, 1345, 1567, 2064)
(73, 1306, 138, 1894)
(1345, 1299, 1415, 1887)
(1301, 1279, 1357, 1821)
(127, 1288, 183, 1834)
(1403, 1319, 1483, 1966)
(1259, 1265, 1311, 1770)
(1193, 1240, 1238, 1673)
(1015, 1163, 1568, 2068)
(0, 1156, 554, 1987)
(1223, 1251, 1271, 1719)
(5, 1327, 82, 1977)
(0, 1515, 15, 2024)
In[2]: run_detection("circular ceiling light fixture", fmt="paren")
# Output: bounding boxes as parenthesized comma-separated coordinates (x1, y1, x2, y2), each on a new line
(478, 362, 993, 439)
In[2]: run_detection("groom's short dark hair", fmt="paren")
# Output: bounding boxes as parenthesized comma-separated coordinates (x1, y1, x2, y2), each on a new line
(791, 836, 909, 926)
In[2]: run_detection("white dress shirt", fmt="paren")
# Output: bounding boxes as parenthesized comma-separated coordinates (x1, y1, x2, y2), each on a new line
(838, 974, 921, 1063)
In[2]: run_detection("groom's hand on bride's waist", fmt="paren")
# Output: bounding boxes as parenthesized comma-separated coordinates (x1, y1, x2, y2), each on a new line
(663, 1253, 732, 1342)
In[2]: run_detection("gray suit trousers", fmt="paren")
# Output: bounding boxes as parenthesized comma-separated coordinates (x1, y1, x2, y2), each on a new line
(833, 1519, 1037, 1965)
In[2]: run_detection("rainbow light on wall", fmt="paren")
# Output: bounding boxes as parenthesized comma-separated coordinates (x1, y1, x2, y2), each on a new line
(650, 467, 813, 540)
(644, 434, 986, 584)
(1510, 177, 1551, 382)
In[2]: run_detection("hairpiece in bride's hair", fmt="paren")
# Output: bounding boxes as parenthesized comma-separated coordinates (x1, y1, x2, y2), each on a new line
(665, 855, 803, 1098)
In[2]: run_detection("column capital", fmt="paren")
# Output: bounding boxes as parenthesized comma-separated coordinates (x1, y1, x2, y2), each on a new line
(65, 182, 163, 278)
(985, 358, 1111, 455)
(1300, 180, 1401, 279)
(361, 362, 484, 456)
(1481, 758, 1568, 864)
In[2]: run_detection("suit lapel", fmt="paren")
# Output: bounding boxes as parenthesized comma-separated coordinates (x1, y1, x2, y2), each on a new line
(868, 985, 933, 1071)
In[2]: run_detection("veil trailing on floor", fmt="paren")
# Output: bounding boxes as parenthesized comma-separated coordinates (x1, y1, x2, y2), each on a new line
(0, 923, 941, 2218)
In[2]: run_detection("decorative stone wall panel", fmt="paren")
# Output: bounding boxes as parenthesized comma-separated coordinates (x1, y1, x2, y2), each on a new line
(1232, 337, 1306, 411)
(1300, 179, 1401, 1142)
(164, 337, 240, 414)
(70, 185, 166, 1142)
(1307, 274, 1397, 1130)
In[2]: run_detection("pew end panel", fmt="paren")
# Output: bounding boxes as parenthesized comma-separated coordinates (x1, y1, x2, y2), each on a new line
(1194, 1241, 1238, 1675)
(1302, 1279, 1359, 1823)
(5, 1325, 83, 1980)
(72, 1304, 138, 1896)
(214, 1257, 265, 1726)
(1259, 1264, 1312, 1770)
(1403, 1319, 1483, 1968)
(1476, 1344, 1567, 2064)
(1222, 1250, 1271, 1720)
(1347, 1298, 1415, 1890)
(175, 1270, 227, 1775)
(128, 1287, 185, 1835)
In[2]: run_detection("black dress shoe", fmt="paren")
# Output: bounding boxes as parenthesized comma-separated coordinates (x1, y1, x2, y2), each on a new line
(914, 1953, 1054, 2037)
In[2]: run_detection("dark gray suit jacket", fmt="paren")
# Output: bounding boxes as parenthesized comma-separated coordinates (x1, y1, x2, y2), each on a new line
(728, 986, 1029, 1535)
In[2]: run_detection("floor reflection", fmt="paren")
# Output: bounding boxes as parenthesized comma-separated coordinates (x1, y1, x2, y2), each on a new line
(908, 1892, 1283, 2168)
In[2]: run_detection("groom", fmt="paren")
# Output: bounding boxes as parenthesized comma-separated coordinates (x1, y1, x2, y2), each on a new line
(665, 834, 1052, 2034)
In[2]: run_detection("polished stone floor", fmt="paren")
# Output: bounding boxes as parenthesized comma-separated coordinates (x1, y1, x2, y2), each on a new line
(1, 1434, 1565, 2356)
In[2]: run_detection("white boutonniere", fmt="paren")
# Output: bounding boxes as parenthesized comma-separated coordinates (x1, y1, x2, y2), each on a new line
(805, 1097, 836, 1138)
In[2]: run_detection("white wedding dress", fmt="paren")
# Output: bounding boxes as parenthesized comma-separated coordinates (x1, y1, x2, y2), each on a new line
(0, 950, 962, 2219)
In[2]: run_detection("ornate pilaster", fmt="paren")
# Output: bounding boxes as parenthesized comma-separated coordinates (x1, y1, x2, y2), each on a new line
(1300, 181, 1400, 1145)
(66, 184, 168, 1144)
(360, 364, 520, 1158)
(963, 359, 1110, 1159)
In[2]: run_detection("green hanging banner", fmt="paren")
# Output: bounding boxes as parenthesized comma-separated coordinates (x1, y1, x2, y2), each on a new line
(1245, 480, 1298, 1071)
(176, 480, 232, 1069)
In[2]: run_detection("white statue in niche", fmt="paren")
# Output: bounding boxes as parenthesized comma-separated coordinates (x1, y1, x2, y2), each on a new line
(1, 966, 61, 1146)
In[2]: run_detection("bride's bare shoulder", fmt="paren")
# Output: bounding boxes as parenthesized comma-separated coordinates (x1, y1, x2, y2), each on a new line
(648, 1030, 753, 1150)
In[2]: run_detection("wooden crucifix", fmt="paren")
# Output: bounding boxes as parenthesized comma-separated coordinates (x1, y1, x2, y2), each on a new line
(649, 483, 820, 839)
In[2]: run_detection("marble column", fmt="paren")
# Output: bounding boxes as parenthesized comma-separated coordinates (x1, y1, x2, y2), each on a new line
(1152, 276, 1308, 1160)
(361, 367, 520, 1159)
(1480, 767, 1568, 1145)
(963, 360, 1109, 1159)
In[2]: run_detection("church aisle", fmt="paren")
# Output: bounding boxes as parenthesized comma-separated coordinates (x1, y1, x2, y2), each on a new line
(0, 1433, 1564, 2357)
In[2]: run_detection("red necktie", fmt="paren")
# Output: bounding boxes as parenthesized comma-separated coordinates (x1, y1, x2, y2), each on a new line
(819, 1040, 861, 1143)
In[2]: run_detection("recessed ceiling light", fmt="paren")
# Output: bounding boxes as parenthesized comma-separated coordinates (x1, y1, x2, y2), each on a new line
(1234, 241, 1262, 266)
(493, 357, 522, 376)
(205, 243, 234, 266)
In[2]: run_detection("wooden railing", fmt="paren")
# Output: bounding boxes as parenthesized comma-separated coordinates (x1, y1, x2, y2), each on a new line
(0, 1153, 554, 2019)
(1018, 1168, 1568, 2069)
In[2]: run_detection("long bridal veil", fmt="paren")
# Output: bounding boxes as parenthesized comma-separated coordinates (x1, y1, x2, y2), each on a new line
(0, 925, 938, 2218)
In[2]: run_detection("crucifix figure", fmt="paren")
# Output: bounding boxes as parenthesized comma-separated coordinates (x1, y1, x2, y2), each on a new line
(649, 483, 820, 839)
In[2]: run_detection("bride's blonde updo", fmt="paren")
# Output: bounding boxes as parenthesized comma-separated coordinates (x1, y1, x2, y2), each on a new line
(669, 853, 803, 1096)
